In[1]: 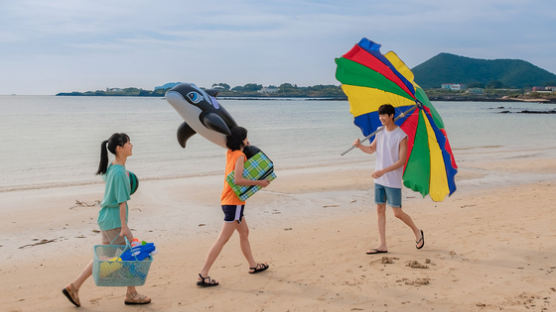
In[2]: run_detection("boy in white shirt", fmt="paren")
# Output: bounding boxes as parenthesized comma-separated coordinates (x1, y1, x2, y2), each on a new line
(353, 104, 424, 254)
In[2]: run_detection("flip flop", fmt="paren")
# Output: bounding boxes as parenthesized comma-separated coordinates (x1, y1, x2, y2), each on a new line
(62, 284, 80, 307)
(416, 230, 424, 249)
(249, 263, 269, 274)
(366, 249, 388, 255)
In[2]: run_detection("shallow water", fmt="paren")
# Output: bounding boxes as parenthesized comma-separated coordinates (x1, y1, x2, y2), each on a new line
(0, 96, 555, 191)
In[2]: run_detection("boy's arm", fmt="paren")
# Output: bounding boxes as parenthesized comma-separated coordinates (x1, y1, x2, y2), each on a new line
(354, 138, 377, 154)
(372, 137, 408, 178)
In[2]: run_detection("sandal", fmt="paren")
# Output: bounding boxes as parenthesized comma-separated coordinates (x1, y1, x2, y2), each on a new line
(416, 230, 424, 249)
(124, 292, 151, 305)
(249, 263, 269, 274)
(196, 273, 219, 287)
(62, 283, 80, 307)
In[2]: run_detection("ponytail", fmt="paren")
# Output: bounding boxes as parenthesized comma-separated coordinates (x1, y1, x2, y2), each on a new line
(96, 140, 109, 175)
(96, 133, 130, 175)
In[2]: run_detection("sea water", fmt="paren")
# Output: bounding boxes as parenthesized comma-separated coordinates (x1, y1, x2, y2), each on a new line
(0, 95, 555, 192)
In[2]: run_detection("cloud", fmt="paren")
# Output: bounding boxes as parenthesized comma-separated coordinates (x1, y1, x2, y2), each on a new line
(1, 0, 556, 94)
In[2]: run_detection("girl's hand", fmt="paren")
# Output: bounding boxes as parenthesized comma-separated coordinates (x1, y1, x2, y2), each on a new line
(353, 138, 361, 147)
(259, 180, 270, 187)
(372, 170, 385, 179)
(119, 225, 133, 241)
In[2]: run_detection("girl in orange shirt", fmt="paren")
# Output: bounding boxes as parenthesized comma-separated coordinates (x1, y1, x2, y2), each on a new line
(197, 126, 271, 287)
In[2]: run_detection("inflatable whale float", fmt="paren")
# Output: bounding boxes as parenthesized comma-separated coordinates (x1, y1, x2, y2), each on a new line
(165, 82, 276, 200)
(165, 83, 237, 149)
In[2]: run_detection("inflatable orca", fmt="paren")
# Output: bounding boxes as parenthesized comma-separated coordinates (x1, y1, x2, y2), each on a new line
(166, 84, 275, 199)
(165, 83, 237, 148)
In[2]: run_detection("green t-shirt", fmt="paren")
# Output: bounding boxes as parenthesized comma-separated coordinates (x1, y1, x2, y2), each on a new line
(97, 164, 130, 231)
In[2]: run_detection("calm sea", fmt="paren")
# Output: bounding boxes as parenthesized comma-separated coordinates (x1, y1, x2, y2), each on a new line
(1, 95, 555, 192)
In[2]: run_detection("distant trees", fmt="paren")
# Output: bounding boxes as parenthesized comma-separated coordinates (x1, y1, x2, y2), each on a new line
(202, 82, 347, 98)
(467, 81, 485, 88)
(486, 81, 504, 89)
(57, 82, 347, 98)
(231, 83, 263, 92)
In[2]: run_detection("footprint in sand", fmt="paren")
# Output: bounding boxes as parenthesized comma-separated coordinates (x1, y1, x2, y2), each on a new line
(381, 256, 399, 264)
(406, 260, 429, 269)
(397, 277, 431, 286)
(501, 292, 550, 310)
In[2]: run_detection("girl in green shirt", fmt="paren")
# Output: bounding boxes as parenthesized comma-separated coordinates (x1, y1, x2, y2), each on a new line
(62, 133, 151, 307)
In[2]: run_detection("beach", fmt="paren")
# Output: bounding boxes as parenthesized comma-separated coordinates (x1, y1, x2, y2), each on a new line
(1, 97, 556, 311)
(2, 149, 556, 312)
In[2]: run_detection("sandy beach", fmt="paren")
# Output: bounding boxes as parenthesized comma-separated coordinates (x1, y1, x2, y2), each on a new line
(1, 151, 556, 312)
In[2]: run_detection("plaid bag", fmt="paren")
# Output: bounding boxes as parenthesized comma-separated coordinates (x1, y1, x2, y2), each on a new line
(226, 151, 276, 201)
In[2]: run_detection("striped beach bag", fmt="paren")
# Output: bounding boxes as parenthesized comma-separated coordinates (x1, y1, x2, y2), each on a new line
(226, 151, 276, 201)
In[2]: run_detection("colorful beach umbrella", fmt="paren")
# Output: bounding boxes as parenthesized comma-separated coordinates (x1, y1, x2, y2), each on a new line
(335, 38, 457, 202)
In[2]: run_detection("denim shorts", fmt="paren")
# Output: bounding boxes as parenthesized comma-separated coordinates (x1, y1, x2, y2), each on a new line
(374, 183, 402, 208)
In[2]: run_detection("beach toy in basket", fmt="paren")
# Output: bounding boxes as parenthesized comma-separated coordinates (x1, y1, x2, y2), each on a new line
(93, 237, 156, 287)
(226, 145, 276, 201)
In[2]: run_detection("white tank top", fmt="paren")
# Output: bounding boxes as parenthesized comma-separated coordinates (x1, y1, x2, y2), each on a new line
(373, 126, 407, 188)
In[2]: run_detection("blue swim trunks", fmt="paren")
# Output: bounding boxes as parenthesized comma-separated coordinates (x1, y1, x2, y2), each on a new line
(374, 183, 402, 208)
(222, 205, 245, 223)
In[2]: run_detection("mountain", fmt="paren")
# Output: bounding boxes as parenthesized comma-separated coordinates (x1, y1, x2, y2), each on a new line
(412, 53, 556, 89)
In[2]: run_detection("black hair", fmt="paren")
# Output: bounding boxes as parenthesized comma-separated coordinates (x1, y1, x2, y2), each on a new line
(226, 126, 247, 151)
(96, 133, 130, 175)
(378, 104, 395, 116)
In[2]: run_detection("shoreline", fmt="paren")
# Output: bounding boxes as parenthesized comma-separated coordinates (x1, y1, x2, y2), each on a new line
(28, 93, 556, 104)
(4, 140, 556, 194)
(0, 158, 370, 193)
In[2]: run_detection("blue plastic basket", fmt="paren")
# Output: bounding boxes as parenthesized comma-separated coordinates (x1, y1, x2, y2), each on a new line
(92, 237, 153, 287)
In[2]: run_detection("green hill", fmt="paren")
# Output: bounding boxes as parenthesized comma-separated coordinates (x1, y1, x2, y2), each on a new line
(412, 53, 556, 89)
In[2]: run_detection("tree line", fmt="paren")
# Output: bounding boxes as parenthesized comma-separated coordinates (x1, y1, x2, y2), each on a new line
(56, 83, 347, 98)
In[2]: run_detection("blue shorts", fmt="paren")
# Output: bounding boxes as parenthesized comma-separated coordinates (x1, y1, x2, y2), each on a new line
(374, 183, 402, 208)
(222, 205, 245, 223)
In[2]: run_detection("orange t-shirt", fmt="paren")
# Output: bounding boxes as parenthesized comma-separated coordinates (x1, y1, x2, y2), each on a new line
(220, 149, 247, 205)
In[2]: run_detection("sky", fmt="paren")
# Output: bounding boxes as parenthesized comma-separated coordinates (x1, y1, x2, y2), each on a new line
(1, 0, 555, 95)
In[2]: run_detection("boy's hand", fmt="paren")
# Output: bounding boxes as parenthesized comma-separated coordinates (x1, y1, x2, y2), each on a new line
(372, 170, 385, 178)
(353, 139, 361, 147)
(259, 180, 270, 187)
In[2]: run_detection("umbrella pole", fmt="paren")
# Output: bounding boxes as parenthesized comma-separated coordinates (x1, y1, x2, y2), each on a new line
(341, 105, 417, 156)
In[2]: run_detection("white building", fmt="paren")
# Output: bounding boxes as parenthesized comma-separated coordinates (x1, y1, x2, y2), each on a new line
(441, 83, 465, 91)
(258, 86, 279, 94)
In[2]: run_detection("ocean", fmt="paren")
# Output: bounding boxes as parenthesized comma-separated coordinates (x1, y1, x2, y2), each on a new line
(1, 95, 555, 192)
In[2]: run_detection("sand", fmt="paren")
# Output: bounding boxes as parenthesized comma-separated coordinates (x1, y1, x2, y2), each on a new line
(1, 153, 556, 312)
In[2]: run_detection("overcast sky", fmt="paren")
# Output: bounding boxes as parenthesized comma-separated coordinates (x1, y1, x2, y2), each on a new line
(1, 0, 555, 94)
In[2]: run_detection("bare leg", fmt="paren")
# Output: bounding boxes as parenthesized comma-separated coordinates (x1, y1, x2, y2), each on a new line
(375, 204, 387, 251)
(236, 219, 257, 268)
(392, 207, 422, 242)
(73, 260, 92, 289)
(200, 222, 238, 277)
